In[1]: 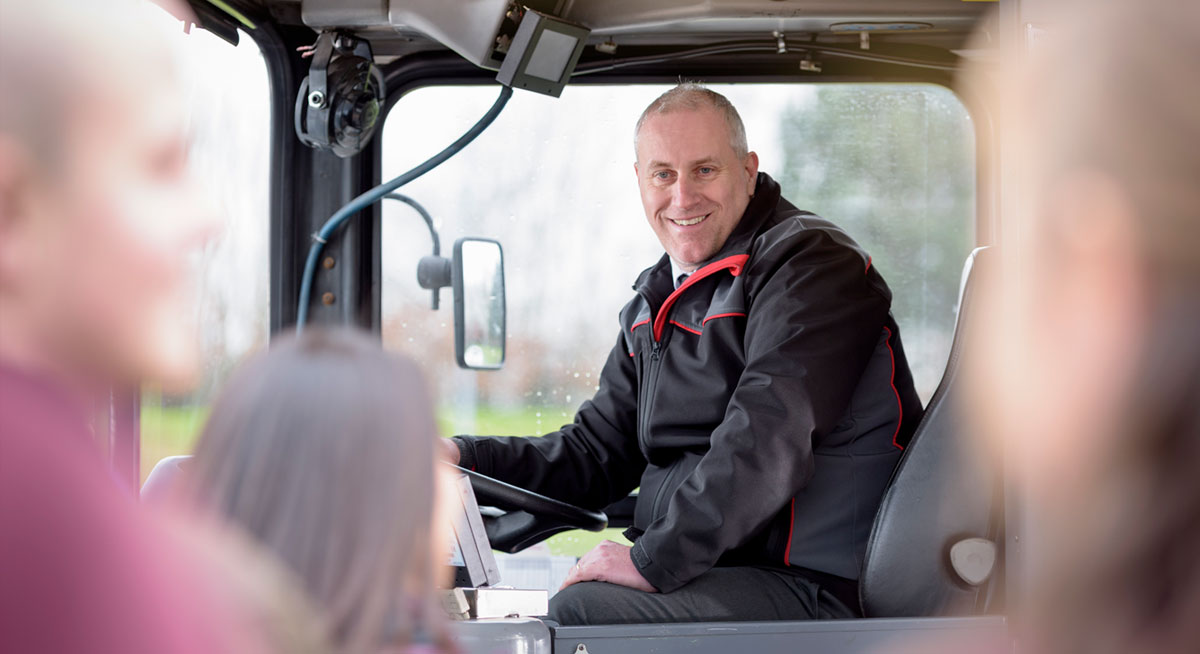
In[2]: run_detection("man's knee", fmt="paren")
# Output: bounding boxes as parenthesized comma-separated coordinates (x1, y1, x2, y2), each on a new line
(548, 582, 644, 626)
(547, 582, 594, 625)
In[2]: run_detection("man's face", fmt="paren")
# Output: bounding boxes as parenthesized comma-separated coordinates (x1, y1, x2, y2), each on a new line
(0, 68, 215, 389)
(635, 107, 759, 271)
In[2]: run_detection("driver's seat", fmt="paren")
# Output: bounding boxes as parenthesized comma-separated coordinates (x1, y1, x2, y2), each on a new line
(859, 246, 1001, 617)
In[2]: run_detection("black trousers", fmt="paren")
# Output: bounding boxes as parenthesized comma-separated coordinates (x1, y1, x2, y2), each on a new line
(547, 566, 859, 626)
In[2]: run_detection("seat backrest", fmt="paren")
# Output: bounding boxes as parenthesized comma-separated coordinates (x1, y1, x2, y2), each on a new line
(859, 246, 1001, 618)
(140, 454, 192, 503)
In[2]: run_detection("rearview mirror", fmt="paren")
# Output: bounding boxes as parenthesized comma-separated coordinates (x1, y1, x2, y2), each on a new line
(453, 238, 506, 370)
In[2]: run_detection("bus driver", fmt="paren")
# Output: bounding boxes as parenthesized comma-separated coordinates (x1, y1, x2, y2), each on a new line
(444, 84, 923, 626)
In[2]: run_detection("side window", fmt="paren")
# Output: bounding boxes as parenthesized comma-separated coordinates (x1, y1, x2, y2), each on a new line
(138, 17, 270, 482)
(380, 83, 974, 559)
(776, 84, 975, 398)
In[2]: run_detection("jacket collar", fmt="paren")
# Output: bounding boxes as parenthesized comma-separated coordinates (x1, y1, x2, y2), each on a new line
(708, 171, 783, 262)
(633, 172, 783, 302)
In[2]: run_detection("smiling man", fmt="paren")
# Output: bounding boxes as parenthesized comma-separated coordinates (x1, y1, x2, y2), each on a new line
(447, 83, 923, 624)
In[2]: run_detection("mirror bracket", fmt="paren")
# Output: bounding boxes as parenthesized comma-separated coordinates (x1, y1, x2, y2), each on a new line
(417, 255, 452, 309)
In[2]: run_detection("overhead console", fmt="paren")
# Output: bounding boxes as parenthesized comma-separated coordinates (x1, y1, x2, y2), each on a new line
(304, 0, 513, 69)
(301, 0, 589, 96)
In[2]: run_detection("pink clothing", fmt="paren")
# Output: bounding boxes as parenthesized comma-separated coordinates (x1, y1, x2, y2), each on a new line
(0, 365, 249, 653)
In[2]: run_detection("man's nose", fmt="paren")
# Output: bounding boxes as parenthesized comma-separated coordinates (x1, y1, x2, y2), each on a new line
(671, 175, 700, 209)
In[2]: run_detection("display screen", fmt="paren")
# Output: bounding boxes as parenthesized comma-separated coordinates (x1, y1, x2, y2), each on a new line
(445, 472, 501, 587)
(448, 538, 465, 567)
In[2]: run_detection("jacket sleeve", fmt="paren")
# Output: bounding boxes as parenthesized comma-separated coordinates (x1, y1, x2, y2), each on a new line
(630, 229, 890, 592)
(453, 331, 646, 510)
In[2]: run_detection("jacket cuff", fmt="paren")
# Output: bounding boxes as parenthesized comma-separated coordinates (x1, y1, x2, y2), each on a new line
(629, 540, 685, 593)
(451, 436, 478, 471)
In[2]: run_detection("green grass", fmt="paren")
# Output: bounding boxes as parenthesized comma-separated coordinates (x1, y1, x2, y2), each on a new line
(439, 405, 581, 437)
(140, 402, 627, 557)
(139, 403, 208, 485)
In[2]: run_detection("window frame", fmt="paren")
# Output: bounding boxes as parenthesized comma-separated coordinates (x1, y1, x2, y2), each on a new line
(247, 27, 1009, 618)
(373, 69, 989, 565)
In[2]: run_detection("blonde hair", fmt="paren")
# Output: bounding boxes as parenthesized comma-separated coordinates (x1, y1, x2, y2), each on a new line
(0, 0, 182, 166)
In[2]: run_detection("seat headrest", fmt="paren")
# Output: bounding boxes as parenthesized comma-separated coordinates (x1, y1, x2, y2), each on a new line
(140, 454, 193, 503)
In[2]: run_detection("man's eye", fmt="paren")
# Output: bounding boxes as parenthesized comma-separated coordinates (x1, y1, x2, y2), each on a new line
(654, 171, 672, 180)
(698, 167, 714, 175)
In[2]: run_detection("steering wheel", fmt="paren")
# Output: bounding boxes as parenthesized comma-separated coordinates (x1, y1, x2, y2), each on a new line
(451, 465, 608, 553)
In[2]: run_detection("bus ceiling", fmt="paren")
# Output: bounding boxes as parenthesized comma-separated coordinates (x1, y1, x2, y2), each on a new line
(186, 1, 994, 68)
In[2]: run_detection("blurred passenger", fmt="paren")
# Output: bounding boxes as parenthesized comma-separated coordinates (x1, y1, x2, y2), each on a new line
(0, 1, 293, 652)
(184, 328, 455, 654)
(970, 1, 1200, 653)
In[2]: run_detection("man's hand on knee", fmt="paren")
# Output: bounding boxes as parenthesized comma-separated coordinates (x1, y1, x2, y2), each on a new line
(559, 540, 657, 593)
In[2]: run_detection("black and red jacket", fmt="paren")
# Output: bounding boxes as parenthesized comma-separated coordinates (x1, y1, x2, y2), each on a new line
(455, 173, 922, 596)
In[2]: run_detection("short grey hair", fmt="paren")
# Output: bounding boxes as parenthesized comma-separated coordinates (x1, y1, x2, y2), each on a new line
(633, 83, 749, 158)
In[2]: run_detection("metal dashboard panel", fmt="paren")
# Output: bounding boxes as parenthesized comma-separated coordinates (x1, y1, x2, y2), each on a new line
(553, 616, 1009, 654)
(453, 617, 553, 654)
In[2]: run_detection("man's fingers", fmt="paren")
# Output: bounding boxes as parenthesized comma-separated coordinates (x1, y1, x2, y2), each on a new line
(559, 561, 585, 591)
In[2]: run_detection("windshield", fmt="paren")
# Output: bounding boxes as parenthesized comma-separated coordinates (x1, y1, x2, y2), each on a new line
(380, 81, 976, 562)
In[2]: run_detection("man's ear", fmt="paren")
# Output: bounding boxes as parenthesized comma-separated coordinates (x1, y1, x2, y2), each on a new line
(0, 136, 36, 285)
(744, 151, 759, 194)
(633, 161, 640, 179)
(0, 136, 22, 224)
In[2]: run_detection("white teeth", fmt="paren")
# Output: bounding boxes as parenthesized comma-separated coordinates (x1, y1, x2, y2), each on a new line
(671, 214, 708, 227)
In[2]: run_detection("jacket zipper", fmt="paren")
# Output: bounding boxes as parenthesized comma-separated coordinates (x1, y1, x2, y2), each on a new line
(635, 255, 751, 499)
(641, 340, 673, 523)
(637, 331, 663, 453)
(649, 448, 678, 521)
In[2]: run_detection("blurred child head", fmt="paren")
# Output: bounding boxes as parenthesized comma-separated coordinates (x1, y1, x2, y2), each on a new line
(186, 328, 455, 653)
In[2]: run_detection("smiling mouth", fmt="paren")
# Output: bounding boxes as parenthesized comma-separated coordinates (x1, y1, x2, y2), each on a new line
(670, 213, 710, 227)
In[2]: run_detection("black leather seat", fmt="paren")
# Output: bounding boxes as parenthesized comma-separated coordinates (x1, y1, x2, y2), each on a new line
(859, 246, 1002, 618)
